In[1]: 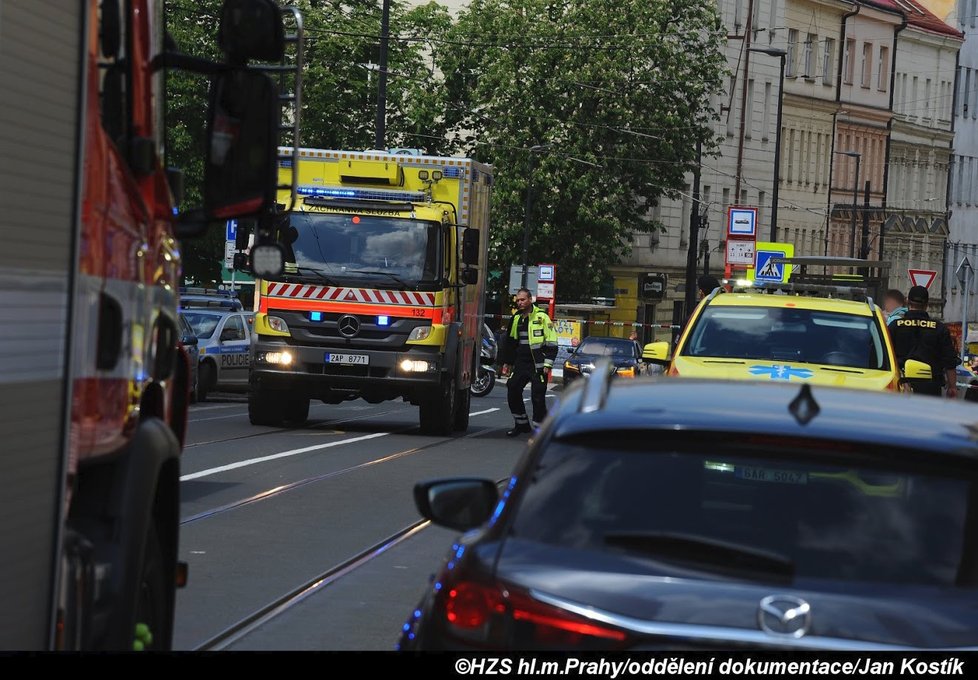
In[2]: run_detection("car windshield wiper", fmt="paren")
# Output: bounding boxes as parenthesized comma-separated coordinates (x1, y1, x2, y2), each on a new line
(345, 270, 411, 288)
(603, 531, 795, 580)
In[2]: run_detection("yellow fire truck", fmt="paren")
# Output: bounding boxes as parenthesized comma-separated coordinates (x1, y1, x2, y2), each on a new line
(248, 148, 492, 435)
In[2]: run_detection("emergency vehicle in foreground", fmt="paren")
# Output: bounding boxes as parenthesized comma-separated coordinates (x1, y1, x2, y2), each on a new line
(0, 0, 301, 650)
(248, 149, 492, 435)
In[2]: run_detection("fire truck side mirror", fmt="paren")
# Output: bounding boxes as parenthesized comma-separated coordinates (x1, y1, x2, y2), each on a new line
(203, 69, 278, 222)
(218, 0, 285, 63)
(461, 228, 480, 266)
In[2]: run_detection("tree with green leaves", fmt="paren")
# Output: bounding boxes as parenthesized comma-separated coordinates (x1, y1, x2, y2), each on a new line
(417, 0, 726, 300)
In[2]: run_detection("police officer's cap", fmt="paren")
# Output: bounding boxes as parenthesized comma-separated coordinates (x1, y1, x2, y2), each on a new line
(908, 285, 929, 305)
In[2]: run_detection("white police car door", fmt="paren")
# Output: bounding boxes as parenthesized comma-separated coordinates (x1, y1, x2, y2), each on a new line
(217, 314, 250, 386)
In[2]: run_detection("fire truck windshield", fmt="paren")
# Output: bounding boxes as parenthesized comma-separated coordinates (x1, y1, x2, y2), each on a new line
(285, 212, 442, 287)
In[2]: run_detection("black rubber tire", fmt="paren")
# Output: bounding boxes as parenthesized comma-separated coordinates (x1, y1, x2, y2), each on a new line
(285, 396, 310, 425)
(248, 387, 286, 426)
(197, 362, 215, 403)
(470, 367, 495, 397)
(454, 387, 471, 433)
(132, 522, 172, 651)
(419, 377, 457, 436)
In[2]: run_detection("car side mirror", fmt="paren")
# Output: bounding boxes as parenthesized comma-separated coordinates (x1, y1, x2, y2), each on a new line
(414, 478, 498, 532)
(642, 341, 671, 365)
(902, 359, 933, 382)
(182, 335, 199, 347)
(461, 228, 480, 266)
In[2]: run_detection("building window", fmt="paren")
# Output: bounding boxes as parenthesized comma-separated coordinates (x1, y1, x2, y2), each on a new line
(843, 39, 855, 85)
(823, 39, 835, 86)
(745, 79, 755, 139)
(787, 128, 796, 183)
(878, 46, 889, 92)
(734, 0, 743, 31)
(726, 75, 737, 137)
(861, 42, 873, 88)
(803, 33, 816, 77)
(762, 82, 772, 142)
(758, 191, 766, 226)
(787, 30, 798, 77)
(924, 78, 932, 120)
(912, 76, 919, 118)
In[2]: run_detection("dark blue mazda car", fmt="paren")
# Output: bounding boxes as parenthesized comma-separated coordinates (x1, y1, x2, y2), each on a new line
(399, 369, 978, 650)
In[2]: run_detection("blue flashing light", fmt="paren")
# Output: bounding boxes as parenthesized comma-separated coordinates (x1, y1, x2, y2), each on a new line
(443, 166, 463, 179)
(434, 582, 443, 591)
(377, 315, 390, 326)
(414, 609, 422, 619)
(310, 311, 323, 322)
(172, 206, 179, 216)
(298, 186, 425, 202)
(402, 623, 411, 632)
(408, 633, 415, 641)
(455, 545, 465, 560)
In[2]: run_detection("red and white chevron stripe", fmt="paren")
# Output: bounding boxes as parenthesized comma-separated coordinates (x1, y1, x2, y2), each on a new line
(266, 282, 435, 306)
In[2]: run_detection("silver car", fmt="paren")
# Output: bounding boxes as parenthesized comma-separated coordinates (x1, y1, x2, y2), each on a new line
(181, 308, 254, 400)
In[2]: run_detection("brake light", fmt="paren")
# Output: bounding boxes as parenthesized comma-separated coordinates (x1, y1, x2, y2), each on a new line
(507, 589, 627, 644)
(438, 580, 627, 648)
(445, 582, 505, 630)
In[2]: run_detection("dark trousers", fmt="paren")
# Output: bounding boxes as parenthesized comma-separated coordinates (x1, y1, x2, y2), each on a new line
(508, 363, 548, 427)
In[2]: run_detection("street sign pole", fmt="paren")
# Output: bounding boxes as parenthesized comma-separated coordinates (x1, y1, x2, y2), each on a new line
(963, 265, 971, 363)
(959, 256, 974, 362)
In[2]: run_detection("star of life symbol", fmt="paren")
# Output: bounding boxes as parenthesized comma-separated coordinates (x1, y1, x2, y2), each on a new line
(749, 364, 814, 381)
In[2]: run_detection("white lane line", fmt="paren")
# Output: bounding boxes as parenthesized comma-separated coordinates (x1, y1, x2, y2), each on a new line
(180, 407, 501, 481)
(189, 403, 245, 414)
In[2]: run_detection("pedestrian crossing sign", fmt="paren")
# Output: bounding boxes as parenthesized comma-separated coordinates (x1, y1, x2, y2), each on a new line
(748, 242, 794, 283)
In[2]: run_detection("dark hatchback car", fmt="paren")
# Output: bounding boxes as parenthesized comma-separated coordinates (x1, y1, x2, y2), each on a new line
(562, 337, 643, 385)
(400, 372, 978, 650)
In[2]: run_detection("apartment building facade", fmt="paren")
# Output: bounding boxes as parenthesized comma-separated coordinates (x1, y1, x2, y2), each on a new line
(884, 0, 961, 301)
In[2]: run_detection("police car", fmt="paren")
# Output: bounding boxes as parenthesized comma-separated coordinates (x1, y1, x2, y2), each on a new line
(179, 289, 252, 401)
(643, 286, 905, 391)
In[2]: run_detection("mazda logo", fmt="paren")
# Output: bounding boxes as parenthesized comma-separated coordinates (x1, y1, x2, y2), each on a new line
(757, 595, 812, 638)
(337, 314, 361, 338)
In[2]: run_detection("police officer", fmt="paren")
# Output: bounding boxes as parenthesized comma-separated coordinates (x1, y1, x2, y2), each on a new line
(499, 288, 558, 435)
(889, 285, 959, 398)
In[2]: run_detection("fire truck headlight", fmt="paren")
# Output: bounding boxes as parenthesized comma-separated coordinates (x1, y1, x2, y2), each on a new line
(267, 316, 290, 333)
(407, 326, 432, 341)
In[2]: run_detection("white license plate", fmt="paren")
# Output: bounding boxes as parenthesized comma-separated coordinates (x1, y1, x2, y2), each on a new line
(735, 466, 808, 485)
(325, 353, 370, 366)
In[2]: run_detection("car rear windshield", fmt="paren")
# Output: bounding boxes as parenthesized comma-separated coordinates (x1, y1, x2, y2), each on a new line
(511, 442, 976, 587)
(683, 306, 889, 370)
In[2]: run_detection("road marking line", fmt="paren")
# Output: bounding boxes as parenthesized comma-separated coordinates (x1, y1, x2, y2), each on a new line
(181, 407, 501, 481)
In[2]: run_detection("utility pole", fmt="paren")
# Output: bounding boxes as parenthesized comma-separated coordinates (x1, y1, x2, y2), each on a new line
(374, 0, 391, 150)
(684, 140, 702, 320)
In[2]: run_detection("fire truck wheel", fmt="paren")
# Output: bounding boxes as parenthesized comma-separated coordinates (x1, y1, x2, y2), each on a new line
(248, 387, 286, 426)
(419, 377, 457, 436)
(133, 522, 170, 651)
(198, 362, 215, 402)
(284, 396, 310, 425)
(453, 386, 470, 432)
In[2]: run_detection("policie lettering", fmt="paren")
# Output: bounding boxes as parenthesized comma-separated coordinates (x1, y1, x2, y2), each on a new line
(895, 319, 938, 329)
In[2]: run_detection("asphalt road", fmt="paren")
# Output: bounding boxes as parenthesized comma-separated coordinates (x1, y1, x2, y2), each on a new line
(174, 384, 554, 650)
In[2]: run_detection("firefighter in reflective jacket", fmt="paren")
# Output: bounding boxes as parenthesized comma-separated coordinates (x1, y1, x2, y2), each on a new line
(889, 285, 959, 398)
(499, 288, 558, 435)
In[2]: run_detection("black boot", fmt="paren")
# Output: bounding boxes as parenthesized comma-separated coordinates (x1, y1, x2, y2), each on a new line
(506, 423, 531, 437)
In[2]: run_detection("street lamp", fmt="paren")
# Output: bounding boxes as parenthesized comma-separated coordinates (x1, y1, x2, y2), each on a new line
(749, 47, 787, 242)
(521, 144, 550, 288)
(833, 150, 861, 258)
